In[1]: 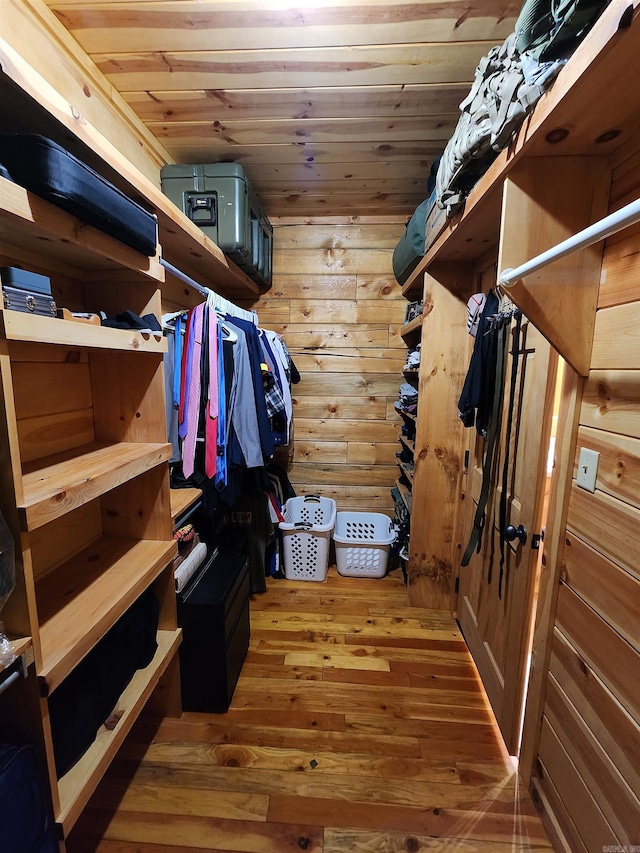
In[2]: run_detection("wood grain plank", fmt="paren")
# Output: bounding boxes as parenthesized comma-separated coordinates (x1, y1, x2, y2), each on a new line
(55, 3, 516, 53)
(79, 808, 323, 853)
(270, 794, 550, 844)
(148, 115, 458, 147)
(293, 440, 348, 464)
(275, 225, 402, 250)
(323, 826, 550, 852)
(280, 324, 391, 348)
(12, 360, 92, 420)
(17, 407, 95, 465)
(269, 275, 357, 300)
(122, 84, 472, 123)
(292, 350, 404, 374)
(550, 627, 640, 800)
(562, 532, 640, 651)
(566, 484, 639, 578)
(580, 370, 640, 438)
(292, 396, 390, 420)
(545, 674, 640, 844)
(537, 721, 621, 853)
(599, 230, 640, 307)
(288, 462, 396, 487)
(104, 759, 535, 813)
(294, 373, 400, 396)
(294, 418, 400, 443)
(346, 442, 398, 464)
(591, 302, 640, 368)
(94, 43, 495, 91)
(136, 718, 421, 760)
(574, 425, 640, 506)
(555, 584, 640, 725)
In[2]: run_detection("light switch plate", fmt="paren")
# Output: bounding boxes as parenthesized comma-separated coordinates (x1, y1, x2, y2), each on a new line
(576, 447, 599, 493)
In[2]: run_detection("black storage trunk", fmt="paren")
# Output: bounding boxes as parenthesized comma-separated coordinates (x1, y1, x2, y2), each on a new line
(0, 134, 158, 256)
(177, 545, 250, 713)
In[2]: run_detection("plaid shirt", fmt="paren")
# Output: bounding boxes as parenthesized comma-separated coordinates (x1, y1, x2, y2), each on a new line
(263, 371, 286, 418)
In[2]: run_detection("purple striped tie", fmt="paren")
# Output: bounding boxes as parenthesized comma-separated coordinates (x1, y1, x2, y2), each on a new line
(181, 303, 204, 478)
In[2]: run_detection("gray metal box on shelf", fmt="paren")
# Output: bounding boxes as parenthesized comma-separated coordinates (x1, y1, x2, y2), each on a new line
(160, 162, 273, 288)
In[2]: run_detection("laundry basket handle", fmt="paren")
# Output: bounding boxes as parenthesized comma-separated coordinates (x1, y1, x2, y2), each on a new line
(303, 494, 322, 502)
(294, 521, 313, 530)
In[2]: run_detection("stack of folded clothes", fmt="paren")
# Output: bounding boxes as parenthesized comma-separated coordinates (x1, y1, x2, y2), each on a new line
(403, 344, 421, 371)
(395, 382, 418, 417)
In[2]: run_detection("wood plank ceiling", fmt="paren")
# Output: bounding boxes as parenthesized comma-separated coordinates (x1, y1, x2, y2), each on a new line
(44, 0, 520, 218)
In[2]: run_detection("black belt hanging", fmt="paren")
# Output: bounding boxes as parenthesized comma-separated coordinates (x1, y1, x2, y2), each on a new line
(498, 310, 523, 599)
(461, 316, 509, 568)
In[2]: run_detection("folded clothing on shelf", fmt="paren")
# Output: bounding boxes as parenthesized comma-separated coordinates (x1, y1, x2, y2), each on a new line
(403, 345, 421, 370)
(398, 382, 418, 406)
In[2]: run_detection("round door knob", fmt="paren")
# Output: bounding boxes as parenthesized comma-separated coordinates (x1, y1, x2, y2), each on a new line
(504, 524, 527, 546)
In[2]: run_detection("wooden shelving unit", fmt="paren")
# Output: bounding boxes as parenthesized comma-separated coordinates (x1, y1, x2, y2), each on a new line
(402, 0, 640, 612)
(0, 158, 181, 847)
(170, 487, 203, 524)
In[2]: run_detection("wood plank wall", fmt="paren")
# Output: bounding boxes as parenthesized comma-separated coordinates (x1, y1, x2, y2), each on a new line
(531, 140, 640, 850)
(244, 218, 407, 517)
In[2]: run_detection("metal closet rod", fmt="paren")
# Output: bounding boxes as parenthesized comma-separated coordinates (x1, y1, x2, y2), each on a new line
(160, 258, 210, 298)
(159, 257, 257, 324)
(499, 196, 640, 287)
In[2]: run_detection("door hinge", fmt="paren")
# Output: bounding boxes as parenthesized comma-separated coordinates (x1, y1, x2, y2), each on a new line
(464, 450, 470, 470)
(454, 576, 460, 594)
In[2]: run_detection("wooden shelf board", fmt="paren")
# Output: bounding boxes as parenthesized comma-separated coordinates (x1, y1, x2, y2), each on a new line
(397, 409, 416, 424)
(158, 211, 262, 301)
(401, 271, 424, 300)
(55, 627, 181, 835)
(399, 434, 416, 456)
(394, 478, 412, 513)
(0, 310, 167, 352)
(37, 537, 177, 694)
(400, 315, 423, 344)
(0, 176, 163, 282)
(0, 636, 32, 674)
(397, 460, 414, 484)
(170, 487, 203, 523)
(20, 441, 172, 531)
(402, 367, 420, 380)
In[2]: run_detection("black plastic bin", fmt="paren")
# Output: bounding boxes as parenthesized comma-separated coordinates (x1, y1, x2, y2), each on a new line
(177, 544, 250, 713)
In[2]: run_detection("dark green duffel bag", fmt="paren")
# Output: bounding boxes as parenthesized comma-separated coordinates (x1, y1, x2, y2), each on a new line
(392, 197, 431, 286)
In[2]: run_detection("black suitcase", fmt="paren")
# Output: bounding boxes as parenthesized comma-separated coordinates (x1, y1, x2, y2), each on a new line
(0, 134, 158, 256)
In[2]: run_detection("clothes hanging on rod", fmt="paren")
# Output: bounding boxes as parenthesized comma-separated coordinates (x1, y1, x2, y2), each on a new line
(164, 298, 296, 509)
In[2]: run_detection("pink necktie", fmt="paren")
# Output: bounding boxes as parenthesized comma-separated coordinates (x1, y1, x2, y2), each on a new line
(205, 307, 218, 478)
(182, 304, 203, 478)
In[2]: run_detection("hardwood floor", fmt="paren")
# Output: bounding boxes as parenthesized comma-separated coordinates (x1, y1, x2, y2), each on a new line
(67, 567, 553, 852)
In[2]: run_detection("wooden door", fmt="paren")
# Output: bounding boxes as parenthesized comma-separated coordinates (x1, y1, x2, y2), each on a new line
(458, 316, 557, 754)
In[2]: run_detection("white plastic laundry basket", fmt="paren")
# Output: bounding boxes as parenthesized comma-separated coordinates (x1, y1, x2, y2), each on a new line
(279, 494, 337, 582)
(333, 511, 396, 578)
